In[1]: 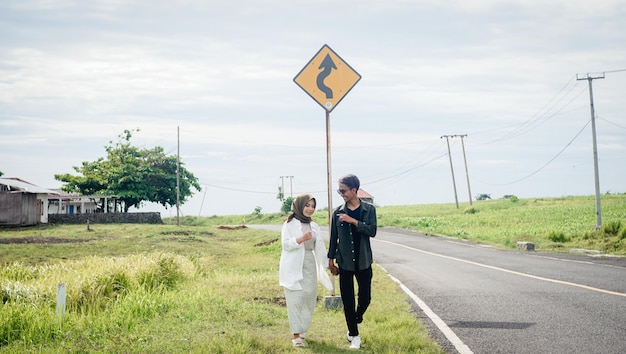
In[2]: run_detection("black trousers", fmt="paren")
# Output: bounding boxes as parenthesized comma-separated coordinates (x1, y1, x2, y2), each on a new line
(339, 266, 373, 337)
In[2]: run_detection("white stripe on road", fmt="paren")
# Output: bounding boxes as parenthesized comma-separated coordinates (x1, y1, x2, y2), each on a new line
(380, 266, 473, 354)
(376, 238, 626, 298)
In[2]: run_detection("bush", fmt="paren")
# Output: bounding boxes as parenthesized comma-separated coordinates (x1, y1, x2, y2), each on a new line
(463, 206, 477, 214)
(548, 231, 569, 243)
(139, 254, 183, 291)
(75, 270, 132, 312)
(0, 303, 59, 347)
(603, 220, 622, 235)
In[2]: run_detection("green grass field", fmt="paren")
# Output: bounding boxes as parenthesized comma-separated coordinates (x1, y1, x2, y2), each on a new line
(1, 194, 624, 353)
(376, 194, 626, 254)
(232, 194, 626, 255)
(0, 224, 443, 353)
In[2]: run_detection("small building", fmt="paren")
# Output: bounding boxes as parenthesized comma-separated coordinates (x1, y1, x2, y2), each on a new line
(47, 190, 121, 215)
(357, 189, 374, 204)
(0, 177, 60, 226)
(0, 178, 122, 226)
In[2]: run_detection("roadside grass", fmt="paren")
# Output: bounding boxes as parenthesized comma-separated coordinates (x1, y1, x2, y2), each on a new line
(3, 194, 624, 352)
(0, 224, 443, 353)
(374, 194, 626, 254)
(206, 194, 626, 255)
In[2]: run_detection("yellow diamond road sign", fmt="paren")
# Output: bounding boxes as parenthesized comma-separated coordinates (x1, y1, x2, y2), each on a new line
(293, 44, 361, 113)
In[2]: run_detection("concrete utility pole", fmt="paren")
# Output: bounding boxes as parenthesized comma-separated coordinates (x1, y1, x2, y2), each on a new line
(441, 135, 459, 209)
(279, 176, 293, 198)
(458, 135, 473, 206)
(280, 176, 294, 198)
(577, 73, 605, 228)
(176, 126, 180, 226)
(278, 177, 285, 201)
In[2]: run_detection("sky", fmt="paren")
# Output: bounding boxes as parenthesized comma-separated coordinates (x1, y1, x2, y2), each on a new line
(1, 0, 625, 218)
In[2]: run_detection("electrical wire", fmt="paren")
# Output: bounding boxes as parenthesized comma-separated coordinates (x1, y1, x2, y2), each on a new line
(478, 77, 586, 144)
(200, 182, 276, 194)
(481, 119, 591, 186)
(597, 116, 626, 130)
(366, 152, 448, 185)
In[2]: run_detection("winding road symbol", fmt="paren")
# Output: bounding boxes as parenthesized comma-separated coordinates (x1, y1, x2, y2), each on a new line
(293, 44, 360, 113)
(316, 54, 336, 99)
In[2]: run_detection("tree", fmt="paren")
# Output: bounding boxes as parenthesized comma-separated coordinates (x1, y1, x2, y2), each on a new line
(55, 129, 201, 212)
(281, 196, 294, 214)
(475, 193, 491, 201)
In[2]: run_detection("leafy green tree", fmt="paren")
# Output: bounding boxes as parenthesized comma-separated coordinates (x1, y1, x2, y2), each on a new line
(55, 129, 200, 212)
(281, 196, 294, 214)
(0, 171, 4, 177)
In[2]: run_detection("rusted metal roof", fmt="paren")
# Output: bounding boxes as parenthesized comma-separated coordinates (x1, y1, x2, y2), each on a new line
(357, 189, 373, 199)
(0, 177, 60, 195)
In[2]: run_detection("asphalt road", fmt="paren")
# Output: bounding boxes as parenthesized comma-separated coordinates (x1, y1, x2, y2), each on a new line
(251, 225, 626, 354)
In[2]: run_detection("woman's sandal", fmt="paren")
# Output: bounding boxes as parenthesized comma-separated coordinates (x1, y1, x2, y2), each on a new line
(292, 337, 305, 347)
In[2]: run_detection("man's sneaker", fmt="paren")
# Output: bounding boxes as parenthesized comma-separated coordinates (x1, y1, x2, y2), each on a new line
(347, 331, 355, 342)
(349, 336, 361, 349)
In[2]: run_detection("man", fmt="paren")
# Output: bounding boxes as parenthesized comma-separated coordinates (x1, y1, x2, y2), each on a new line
(328, 174, 377, 350)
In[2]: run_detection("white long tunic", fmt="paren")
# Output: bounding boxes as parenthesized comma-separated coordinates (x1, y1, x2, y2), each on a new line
(279, 219, 332, 291)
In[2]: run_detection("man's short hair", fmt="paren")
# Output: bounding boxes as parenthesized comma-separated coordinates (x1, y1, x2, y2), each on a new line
(339, 174, 360, 191)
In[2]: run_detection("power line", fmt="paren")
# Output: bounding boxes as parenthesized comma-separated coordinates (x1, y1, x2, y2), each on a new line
(366, 152, 447, 185)
(483, 120, 590, 186)
(201, 183, 275, 194)
(480, 78, 586, 144)
(497, 75, 579, 140)
(598, 116, 626, 130)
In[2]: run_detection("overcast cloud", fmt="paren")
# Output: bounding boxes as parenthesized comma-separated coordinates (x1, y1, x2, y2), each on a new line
(1, 0, 625, 217)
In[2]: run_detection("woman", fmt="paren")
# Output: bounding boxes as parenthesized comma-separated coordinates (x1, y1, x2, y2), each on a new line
(279, 194, 332, 347)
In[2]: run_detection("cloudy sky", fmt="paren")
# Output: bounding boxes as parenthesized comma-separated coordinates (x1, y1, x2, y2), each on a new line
(1, 0, 625, 217)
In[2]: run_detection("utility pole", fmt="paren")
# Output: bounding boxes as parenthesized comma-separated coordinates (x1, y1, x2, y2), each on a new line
(458, 134, 473, 206)
(278, 176, 285, 202)
(279, 176, 294, 198)
(176, 126, 180, 226)
(287, 176, 294, 197)
(441, 135, 459, 209)
(577, 73, 605, 228)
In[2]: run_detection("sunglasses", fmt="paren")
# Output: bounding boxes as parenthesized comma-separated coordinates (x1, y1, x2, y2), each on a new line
(337, 189, 349, 195)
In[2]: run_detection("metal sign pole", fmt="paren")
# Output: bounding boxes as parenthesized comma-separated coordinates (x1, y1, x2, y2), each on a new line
(326, 110, 332, 224)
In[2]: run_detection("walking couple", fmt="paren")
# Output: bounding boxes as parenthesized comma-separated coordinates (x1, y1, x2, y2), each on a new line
(279, 174, 377, 349)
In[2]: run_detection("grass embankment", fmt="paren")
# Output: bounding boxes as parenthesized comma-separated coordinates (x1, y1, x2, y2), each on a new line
(230, 194, 626, 255)
(0, 224, 443, 353)
(376, 195, 626, 254)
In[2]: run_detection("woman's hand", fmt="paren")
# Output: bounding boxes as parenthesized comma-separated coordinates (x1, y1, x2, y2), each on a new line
(297, 231, 313, 244)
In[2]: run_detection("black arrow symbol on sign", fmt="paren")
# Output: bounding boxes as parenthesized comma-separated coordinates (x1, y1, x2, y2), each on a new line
(316, 54, 336, 99)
